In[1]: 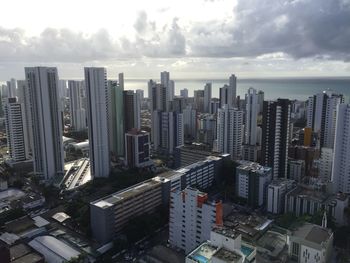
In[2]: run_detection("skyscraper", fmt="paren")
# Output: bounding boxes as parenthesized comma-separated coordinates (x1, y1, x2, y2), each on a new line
(16, 80, 33, 156)
(4, 97, 29, 163)
(180, 88, 188, 98)
(84, 67, 110, 178)
(25, 67, 64, 179)
(306, 91, 343, 148)
(123, 90, 141, 132)
(331, 104, 350, 193)
(152, 111, 184, 154)
(183, 105, 197, 140)
(261, 99, 291, 179)
(124, 129, 152, 168)
(68, 80, 86, 131)
(244, 88, 258, 145)
(160, 71, 173, 110)
(108, 80, 124, 156)
(149, 81, 167, 112)
(194, 90, 204, 112)
(219, 74, 237, 108)
(217, 105, 243, 160)
(203, 83, 212, 113)
(6, 78, 17, 98)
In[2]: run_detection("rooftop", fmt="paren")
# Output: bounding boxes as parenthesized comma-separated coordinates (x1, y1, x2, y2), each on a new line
(212, 226, 239, 239)
(213, 247, 242, 262)
(92, 178, 161, 208)
(187, 242, 218, 263)
(269, 179, 295, 187)
(287, 185, 331, 203)
(237, 161, 271, 175)
(292, 223, 332, 245)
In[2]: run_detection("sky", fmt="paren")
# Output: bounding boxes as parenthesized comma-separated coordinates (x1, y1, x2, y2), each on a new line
(0, 0, 350, 80)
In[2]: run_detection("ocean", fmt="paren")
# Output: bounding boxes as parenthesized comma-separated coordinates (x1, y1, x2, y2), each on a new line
(124, 77, 350, 102)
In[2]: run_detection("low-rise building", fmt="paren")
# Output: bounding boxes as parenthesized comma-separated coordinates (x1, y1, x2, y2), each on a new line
(236, 161, 272, 208)
(90, 154, 228, 244)
(285, 184, 348, 225)
(288, 223, 333, 263)
(186, 226, 256, 263)
(169, 187, 223, 254)
(61, 158, 92, 191)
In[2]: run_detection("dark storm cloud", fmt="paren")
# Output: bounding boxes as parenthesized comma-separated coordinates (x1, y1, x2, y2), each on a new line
(189, 0, 350, 60)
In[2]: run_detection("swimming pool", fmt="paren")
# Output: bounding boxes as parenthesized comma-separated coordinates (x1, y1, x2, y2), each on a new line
(241, 245, 254, 257)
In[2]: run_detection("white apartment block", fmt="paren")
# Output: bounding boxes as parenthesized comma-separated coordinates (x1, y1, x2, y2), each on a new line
(217, 105, 243, 160)
(267, 179, 295, 214)
(84, 67, 110, 178)
(169, 187, 223, 254)
(319, 147, 333, 182)
(68, 80, 86, 131)
(4, 98, 30, 163)
(332, 103, 350, 193)
(25, 67, 64, 179)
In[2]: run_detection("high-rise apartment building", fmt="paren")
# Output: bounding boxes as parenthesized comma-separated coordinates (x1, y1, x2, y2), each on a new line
(306, 91, 343, 148)
(244, 88, 258, 146)
(219, 74, 237, 108)
(194, 90, 204, 112)
(6, 78, 17, 98)
(180, 88, 188, 98)
(123, 90, 141, 132)
(236, 161, 272, 208)
(68, 80, 86, 131)
(261, 99, 291, 179)
(16, 80, 33, 156)
(183, 105, 197, 140)
(152, 111, 184, 154)
(331, 104, 350, 193)
(125, 129, 152, 168)
(217, 105, 243, 160)
(4, 97, 30, 163)
(203, 83, 212, 113)
(84, 67, 110, 178)
(25, 67, 64, 179)
(108, 80, 124, 156)
(169, 187, 223, 254)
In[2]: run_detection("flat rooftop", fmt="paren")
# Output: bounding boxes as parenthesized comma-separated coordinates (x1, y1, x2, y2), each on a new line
(213, 247, 242, 262)
(187, 242, 218, 263)
(287, 186, 330, 202)
(212, 226, 239, 239)
(92, 178, 161, 208)
(237, 161, 271, 175)
(269, 179, 295, 187)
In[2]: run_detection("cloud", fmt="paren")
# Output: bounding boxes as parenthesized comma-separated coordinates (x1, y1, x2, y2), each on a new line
(189, 0, 350, 61)
(0, 1, 350, 65)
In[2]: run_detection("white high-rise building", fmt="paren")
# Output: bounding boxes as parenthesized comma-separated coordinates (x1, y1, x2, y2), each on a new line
(16, 80, 33, 156)
(169, 187, 223, 254)
(136, 89, 144, 101)
(244, 87, 258, 145)
(306, 91, 343, 148)
(319, 148, 333, 182)
(4, 97, 30, 163)
(217, 105, 243, 160)
(331, 104, 350, 193)
(25, 67, 64, 179)
(152, 111, 184, 154)
(180, 88, 188, 98)
(84, 67, 110, 178)
(267, 179, 295, 214)
(6, 78, 17, 98)
(183, 105, 197, 139)
(68, 80, 86, 131)
(203, 83, 212, 113)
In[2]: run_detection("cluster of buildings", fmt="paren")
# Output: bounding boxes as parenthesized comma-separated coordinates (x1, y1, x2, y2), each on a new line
(1, 69, 350, 262)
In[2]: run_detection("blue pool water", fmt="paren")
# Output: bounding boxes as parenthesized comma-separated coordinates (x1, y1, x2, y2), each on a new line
(241, 245, 254, 257)
(193, 254, 209, 263)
